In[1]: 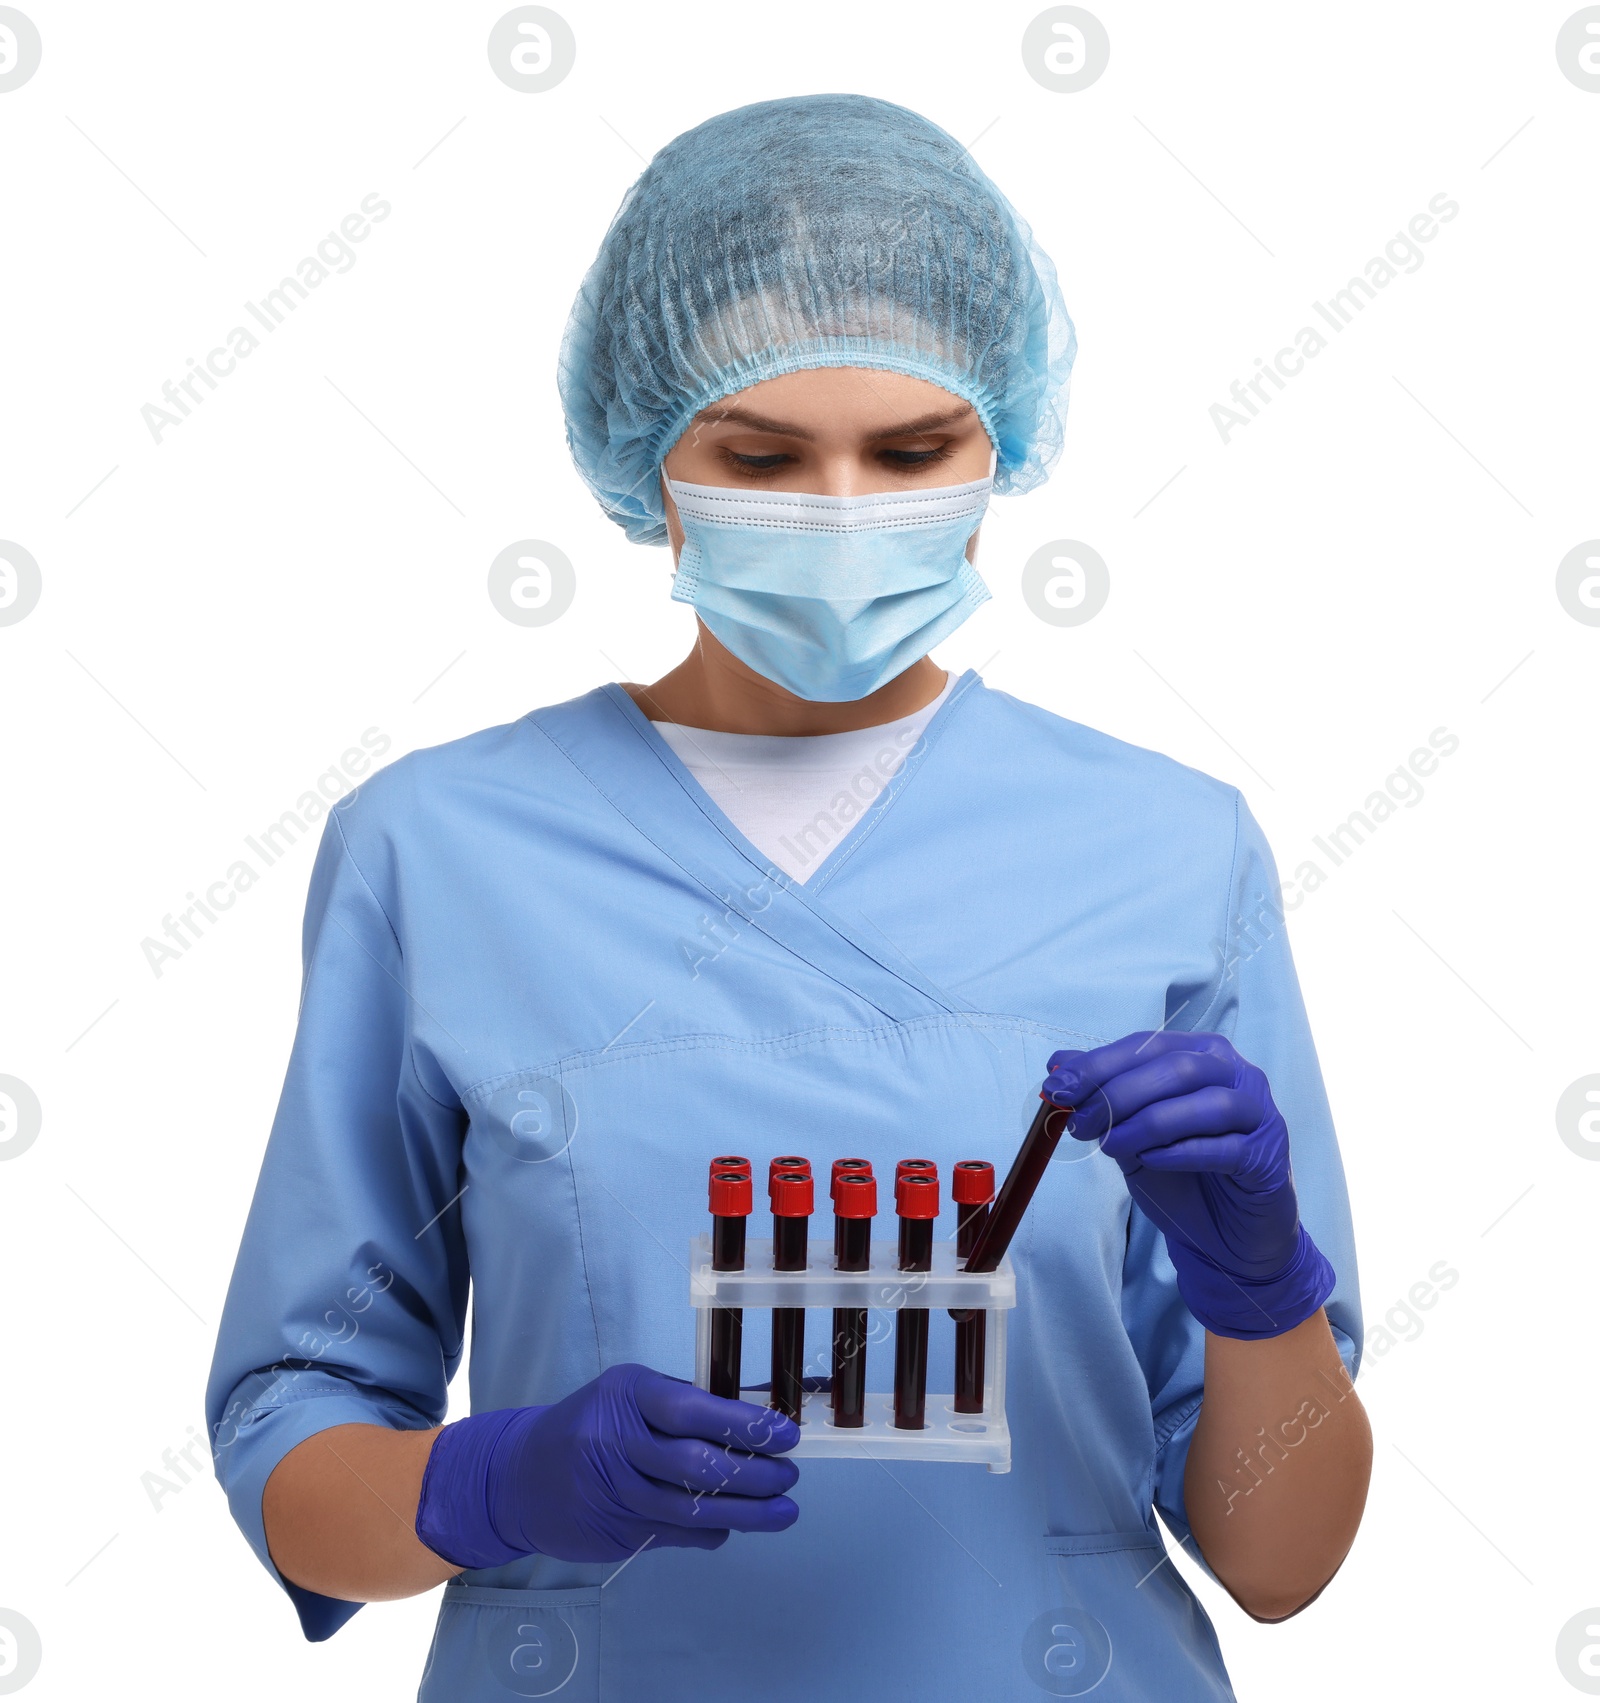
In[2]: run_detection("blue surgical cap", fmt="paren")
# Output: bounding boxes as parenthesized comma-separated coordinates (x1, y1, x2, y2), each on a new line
(558, 93, 1077, 544)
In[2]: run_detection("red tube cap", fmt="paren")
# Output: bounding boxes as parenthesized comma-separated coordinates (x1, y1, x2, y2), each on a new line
(830, 1158, 872, 1201)
(895, 1173, 940, 1219)
(951, 1160, 995, 1205)
(711, 1155, 752, 1175)
(769, 1155, 811, 1179)
(834, 1172, 877, 1218)
(770, 1170, 814, 1216)
(708, 1170, 753, 1217)
(895, 1158, 937, 1181)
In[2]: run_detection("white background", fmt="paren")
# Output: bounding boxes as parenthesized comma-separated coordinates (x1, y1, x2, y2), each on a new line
(1, 2, 1596, 1697)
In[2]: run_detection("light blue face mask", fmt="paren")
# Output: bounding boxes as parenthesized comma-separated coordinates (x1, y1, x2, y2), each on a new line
(664, 475, 993, 702)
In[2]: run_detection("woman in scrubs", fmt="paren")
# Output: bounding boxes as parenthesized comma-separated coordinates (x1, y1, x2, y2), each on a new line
(208, 94, 1371, 1701)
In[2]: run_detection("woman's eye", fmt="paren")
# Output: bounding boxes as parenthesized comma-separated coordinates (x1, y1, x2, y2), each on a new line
(726, 451, 790, 471)
(880, 444, 954, 467)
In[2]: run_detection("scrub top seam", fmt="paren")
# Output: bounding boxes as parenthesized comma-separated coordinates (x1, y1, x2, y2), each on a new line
(592, 670, 939, 899)
(591, 691, 797, 883)
(805, 669, 979, 894)
(519, 713, 785, 923)
(238, 1376, 377, 1412)
(524, 712, 909, 1018)
(1152, 1389, 1205, 1453)
(555, 1067, 607, 1387)
(330, 810, 462, 1116)
(1043, 1533, 1165, 1557)
(599, 675, 947, 904)
(457, 1011, 1109, 1103)
(531, 692, 958, 1020)
(330, 808, 402, 955)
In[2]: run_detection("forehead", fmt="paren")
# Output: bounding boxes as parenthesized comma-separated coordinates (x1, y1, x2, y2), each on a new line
(694, 366, 979, 441)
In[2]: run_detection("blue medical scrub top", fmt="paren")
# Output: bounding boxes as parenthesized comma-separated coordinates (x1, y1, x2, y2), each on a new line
(207, 672, 1361, 1703)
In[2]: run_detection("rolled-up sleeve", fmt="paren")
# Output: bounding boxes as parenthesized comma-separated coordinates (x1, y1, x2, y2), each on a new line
(1123, 790, 1362, 1556)
(204, 801, 468, 1639)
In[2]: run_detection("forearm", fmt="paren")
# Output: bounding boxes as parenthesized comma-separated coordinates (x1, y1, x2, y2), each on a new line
(1184, 1310, 1371, 1621)
(263, 1423, 459, 1602)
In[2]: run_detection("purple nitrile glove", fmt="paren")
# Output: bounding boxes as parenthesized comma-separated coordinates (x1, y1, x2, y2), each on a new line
(414, 1363, 801, 1570)
(1044, 1032, 1335, 1341)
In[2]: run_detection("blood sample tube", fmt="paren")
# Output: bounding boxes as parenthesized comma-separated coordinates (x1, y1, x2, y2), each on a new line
(952, 1161, 995, 1259)
(769, 1156, 811, 1209)
(950, 1161, 995, 1414)
(768, 1168, 813, 1423)
(707, 1165, 752, 1400)
(829, 1158, 872, 1262)
(962, 1097, 1073, 1274)
(830, 1171, 876, 1428)
(895, 1159, 937, 1182)
(713, 1156, 752, 1174)
(893, 1170, 938, 1429)
(774, 1156, 814, 1276)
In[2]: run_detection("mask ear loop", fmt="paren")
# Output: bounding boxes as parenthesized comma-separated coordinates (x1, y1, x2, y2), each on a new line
(966, 449, 997, 565)
(670, 535, 706, 599)
(966, 449, 994, 561)
(662, 468, 689, 577)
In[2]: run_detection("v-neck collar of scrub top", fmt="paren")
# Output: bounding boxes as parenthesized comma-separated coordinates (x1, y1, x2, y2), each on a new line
(528, 669, 983, 1026)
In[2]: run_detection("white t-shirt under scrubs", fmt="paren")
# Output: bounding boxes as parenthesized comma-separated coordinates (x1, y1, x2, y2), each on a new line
(653, 677, 954, 883)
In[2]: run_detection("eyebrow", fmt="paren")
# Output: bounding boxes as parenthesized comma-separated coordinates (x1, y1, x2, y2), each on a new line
(691, 402, 977, 443)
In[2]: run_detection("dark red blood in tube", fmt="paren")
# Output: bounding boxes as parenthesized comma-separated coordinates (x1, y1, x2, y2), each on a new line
(950, 1160, 995, 1413)
(952, 1161, 996, 1258)
(952, 1310, 986, 1414)
(893, 1172, 938, 1430)
(894, 1171, 939, 1224)
(708, 1166, 752, 1400)
(829, 1158, 872, 1262)
(962, 1100, 1071, 1274)
(769, 1170, 813, 1422)
(830, 1173, 876, 1427)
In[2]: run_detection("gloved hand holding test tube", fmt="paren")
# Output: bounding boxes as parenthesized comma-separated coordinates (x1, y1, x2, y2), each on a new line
(1043, 1033, 1336, 1340)
(415, 1365, 800, 1568)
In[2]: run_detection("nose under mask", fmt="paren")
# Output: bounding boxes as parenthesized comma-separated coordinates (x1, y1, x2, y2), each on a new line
(665, 475, 993, 703)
